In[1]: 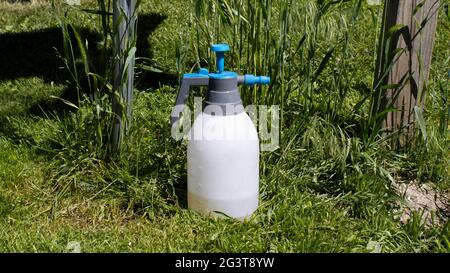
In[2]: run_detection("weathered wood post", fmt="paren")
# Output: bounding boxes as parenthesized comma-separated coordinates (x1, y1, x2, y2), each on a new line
(374, 0, 440, 147)
(111, 0, 137, 156)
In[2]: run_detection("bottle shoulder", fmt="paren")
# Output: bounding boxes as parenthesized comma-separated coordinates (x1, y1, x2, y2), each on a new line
(190, 112, 259, 141)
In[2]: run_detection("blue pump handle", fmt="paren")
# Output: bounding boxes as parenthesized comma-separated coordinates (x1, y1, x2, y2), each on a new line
(211, 44, 230, 73)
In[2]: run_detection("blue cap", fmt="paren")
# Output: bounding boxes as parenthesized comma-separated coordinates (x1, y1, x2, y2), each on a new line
(209, 71, 238, 79)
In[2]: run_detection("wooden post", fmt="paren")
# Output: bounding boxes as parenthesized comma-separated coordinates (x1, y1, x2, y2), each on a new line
(111, 0, 137, 156)
(374, 0, 440, 147)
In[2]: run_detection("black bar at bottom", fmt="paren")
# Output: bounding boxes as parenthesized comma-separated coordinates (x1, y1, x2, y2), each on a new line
(1, 253, 447, 272)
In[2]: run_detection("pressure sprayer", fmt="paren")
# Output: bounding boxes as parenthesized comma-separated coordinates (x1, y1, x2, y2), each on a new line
(171, 44, 270, 220)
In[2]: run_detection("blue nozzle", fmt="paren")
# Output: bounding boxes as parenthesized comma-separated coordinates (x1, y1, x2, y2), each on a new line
(244, 75, 271, 86)
(211, 44, 230, 73)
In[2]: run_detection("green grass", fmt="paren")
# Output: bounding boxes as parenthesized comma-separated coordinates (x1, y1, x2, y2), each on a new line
(0, 0, 448, 253)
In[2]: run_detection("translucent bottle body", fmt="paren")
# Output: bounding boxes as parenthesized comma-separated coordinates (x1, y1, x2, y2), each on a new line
(187, 112, 259, 220)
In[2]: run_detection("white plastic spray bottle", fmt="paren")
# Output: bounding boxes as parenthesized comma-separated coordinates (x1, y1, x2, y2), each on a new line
(171, 44, 270, 220)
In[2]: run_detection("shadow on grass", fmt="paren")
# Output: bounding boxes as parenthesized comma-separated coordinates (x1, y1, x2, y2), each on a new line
(135, 13, 177, 89)
(0, 12, 173, 117)
(0, 12, 175, 140)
